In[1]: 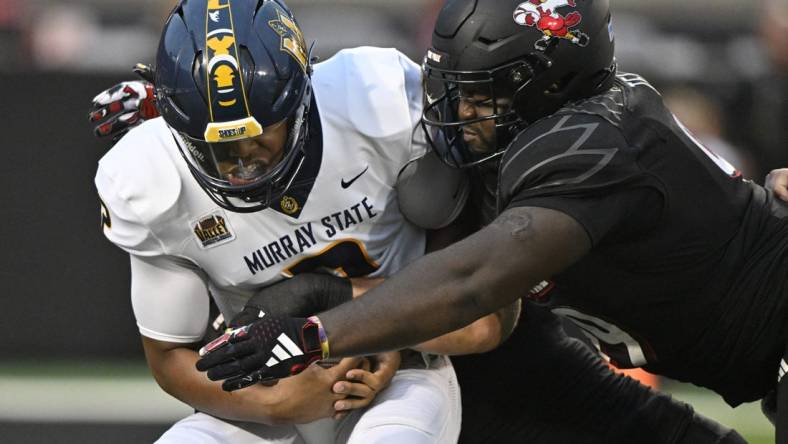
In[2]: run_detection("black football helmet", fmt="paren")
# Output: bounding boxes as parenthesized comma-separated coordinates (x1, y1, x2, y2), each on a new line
(422, 0, 616, 168)
(155, 0, 313, 212)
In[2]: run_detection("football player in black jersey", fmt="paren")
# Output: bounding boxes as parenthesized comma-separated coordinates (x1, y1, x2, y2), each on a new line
(194, 0, 788, 442)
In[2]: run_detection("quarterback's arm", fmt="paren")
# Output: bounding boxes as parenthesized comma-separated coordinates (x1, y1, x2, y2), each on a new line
(131, 255, 351, 424)
(412, 299, 521, 355)
(142, 336, 360, 425)
(319, 206, 591, 356)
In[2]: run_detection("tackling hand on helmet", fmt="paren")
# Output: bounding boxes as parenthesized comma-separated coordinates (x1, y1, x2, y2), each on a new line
(89, 64, 159, 141)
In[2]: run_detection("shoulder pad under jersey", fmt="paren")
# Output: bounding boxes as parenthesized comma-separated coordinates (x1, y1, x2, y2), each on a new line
(312, 47, 423, 140)
(95, 118, 182, 256)
(498, 113, 635, 209)
(555, 73, 661, 129)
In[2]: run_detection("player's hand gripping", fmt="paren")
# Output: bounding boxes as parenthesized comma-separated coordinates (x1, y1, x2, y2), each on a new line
(332, 350, 400, 419)
(765, 168, 788, 202)
(88, 64, 159, 141)
(196, 315, 327, 392)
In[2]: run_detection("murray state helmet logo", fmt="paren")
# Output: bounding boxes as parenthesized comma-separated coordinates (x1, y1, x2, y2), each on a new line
(513, 0, 590, 50)
(268, 7, 308, 72)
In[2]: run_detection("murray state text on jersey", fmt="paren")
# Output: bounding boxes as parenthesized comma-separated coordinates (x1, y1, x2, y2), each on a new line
(244, 197, 378, 275)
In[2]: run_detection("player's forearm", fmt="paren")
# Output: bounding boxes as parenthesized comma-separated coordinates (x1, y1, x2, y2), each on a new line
(319, 207, 590, 357)
(142, 340, 285, 424)
(351, 276, 506, 355)
(320, 227, 518, 356)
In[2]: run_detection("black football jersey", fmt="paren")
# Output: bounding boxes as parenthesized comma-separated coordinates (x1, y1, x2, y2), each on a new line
(497, 73, 788, 406)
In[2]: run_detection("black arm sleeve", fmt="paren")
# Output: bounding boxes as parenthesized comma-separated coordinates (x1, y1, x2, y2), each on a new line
(230, 273, 352, 327)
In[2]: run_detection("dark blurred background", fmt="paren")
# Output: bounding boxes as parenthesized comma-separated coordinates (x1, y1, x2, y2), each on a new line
(0, 0, 785, 442)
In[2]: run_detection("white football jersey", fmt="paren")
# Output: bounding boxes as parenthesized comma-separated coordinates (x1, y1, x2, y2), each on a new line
(96, 47, 433, 343)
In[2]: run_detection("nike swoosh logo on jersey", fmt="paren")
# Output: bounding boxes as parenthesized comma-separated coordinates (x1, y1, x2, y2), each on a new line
(341, 166, 369, 189)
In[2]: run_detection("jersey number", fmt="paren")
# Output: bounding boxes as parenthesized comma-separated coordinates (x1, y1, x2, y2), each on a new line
(283, 239, 379, 278)
(552, 307, 652, 368)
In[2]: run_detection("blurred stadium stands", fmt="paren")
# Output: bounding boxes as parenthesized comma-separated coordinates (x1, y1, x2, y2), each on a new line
(0, 0, 784, 442)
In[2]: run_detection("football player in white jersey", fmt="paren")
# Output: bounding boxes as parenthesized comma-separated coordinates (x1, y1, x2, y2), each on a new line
(92, 1, 527, 443)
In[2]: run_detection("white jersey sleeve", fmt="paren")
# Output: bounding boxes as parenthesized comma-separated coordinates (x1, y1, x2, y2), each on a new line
(96, 120, 209, 343)
(130, 254, 210, 343)
(95, 119, 182, 257)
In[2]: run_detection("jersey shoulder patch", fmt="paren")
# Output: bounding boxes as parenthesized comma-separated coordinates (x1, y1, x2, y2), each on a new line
(312, 47, 422, 139)
(95, 118, 183, 256)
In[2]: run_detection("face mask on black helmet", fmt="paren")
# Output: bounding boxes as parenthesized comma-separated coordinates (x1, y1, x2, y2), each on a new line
(422, 0, 617, 169)
(154, 0, 313, 213)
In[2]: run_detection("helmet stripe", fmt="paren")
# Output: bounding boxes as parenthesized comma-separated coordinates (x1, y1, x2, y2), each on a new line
(225, 1, 253, 117)
(203, 0, 262, 142)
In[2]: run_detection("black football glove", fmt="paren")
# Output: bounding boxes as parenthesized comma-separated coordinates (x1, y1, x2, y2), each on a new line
(88, 64, 159, 141)
(196, 315, 325, 392)
(230, 273, 352, 328)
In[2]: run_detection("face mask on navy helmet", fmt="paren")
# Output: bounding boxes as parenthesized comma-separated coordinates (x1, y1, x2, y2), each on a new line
(421, 0, 617, 169)
(154, 0, 314, 212)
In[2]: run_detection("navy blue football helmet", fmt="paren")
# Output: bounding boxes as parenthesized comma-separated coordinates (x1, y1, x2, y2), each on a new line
(422, 0, 616, 168)
(155, 0, 313, 212)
